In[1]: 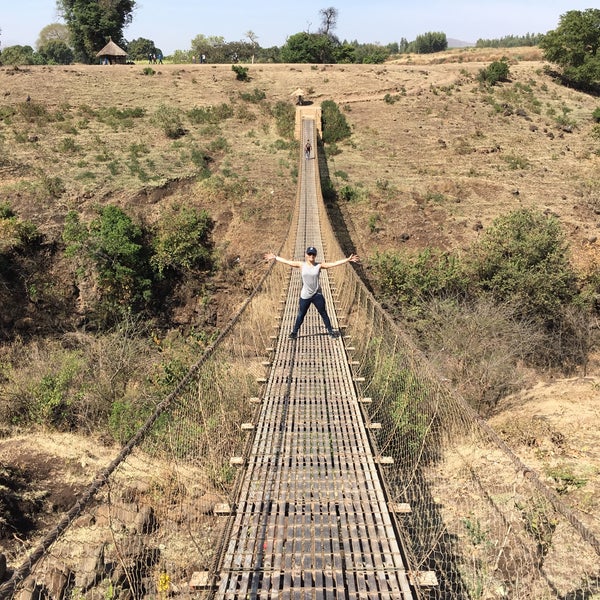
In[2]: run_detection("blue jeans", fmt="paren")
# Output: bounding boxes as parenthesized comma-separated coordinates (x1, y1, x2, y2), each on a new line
(291, 292, 332, 335)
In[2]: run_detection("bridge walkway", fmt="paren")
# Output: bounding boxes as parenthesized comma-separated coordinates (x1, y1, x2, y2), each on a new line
(214, 117, 415, 598)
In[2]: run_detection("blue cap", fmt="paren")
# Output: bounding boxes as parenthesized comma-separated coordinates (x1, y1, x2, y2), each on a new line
(306, 246, 317, 255)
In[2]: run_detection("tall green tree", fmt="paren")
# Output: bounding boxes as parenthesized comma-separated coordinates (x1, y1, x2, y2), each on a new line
(191, 34, 225, 63)
(280, 32, 336, 63)
(411, 31, 448, 54)
(127, 37, 157, 60)
(539, 9, 600, 89)
(57, 0, 135, 63)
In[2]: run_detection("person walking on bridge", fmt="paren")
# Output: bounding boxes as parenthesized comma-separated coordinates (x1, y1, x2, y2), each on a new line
(264, 247, 359, 339)
(304, 139, 312, 159)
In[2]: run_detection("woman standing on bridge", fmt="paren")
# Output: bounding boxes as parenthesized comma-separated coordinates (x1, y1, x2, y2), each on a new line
(264, 247, 359, 339)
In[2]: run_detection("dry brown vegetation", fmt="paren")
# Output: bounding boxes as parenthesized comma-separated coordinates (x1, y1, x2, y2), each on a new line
(1, 47, 599, 562)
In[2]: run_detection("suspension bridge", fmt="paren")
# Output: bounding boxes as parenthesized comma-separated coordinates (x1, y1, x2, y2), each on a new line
(1, 109, 599, 600)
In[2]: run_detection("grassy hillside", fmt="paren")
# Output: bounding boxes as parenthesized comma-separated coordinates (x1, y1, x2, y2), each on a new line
(0, 47, 599, 550)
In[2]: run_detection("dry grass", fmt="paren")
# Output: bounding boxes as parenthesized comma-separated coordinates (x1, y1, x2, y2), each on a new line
(1, 50, 599, 566)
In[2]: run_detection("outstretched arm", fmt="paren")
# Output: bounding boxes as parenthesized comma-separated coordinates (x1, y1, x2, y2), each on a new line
(320, 254, 360, 269)
(264, 253, 303, 268)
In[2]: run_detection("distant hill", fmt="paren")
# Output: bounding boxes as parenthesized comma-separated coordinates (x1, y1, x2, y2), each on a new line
(448, 38, 473, 48)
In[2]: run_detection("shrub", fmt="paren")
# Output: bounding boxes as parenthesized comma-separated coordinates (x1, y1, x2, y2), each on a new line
(469, 209, 577, 328)
(271, 100, 295, 139)
(478, 58, 510, 85)
(370, 248, 469, 313)
(0, 204, 41, 255)
(151, 206, 214, 278)
(187, 103, 234, 124)
(338, 184, 359, 202)
(63, 205, 152, 325)
(232, 64, 249, 81)
(593, 107, 600, 122)
(417, 299, 539, 413)
(151, 104, 185, 138)
(321, 100, 351, 144)
(239, 88, 266, 103)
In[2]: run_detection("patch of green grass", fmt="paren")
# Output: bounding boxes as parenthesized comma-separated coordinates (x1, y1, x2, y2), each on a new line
(502, 153, 530, 170)
(57, 137, 81, 154)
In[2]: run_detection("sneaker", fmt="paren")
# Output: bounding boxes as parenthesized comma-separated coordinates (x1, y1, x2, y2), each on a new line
(327, 329, 339, 338)
(288, 332, 297, 340)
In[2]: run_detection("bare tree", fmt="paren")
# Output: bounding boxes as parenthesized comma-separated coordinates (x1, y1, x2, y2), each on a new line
(318, 7, 338, 36)
(245, 30, 258, 63)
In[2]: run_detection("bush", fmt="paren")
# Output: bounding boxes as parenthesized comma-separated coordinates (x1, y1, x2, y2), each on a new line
(0, 204, 41, 255)
(271, 100, 295, 139)
(239, 88, 266, 103)
(478, 58, 510, 85)
(469, 209, 577, 327)
(0, 45, 41, 66)
(321, 100, 351, 144)
(593, 107, 600, 122)
(63, 205, 152, 325)
(417, 299, 538, 413)
(232, 64, 249, 81)
(38, 40, 73, 65)
(370, 248, 469, 313)
(151, 206, 214, 278)
(187, 103, 234, 124)
(151, 104, 185, 138)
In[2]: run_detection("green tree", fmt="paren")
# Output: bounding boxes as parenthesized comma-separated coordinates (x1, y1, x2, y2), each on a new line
(351, 43, 389, 64)
(0, 45, 41, 66)
(127, 37, 157, 60)
(280, 32, 335, 63)
(412, 31, 448, 54)
(39, 39, 74, 64)
(57, 0, 135, 63)
(191, 34, 225, 63)
(539, 9, 600, 89)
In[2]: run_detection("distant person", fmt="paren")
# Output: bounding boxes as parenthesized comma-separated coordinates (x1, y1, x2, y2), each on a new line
(157, 52, 163, 64)
(264, 247, 359, 339)
(305, 140, 312, 159)
(201, 54, 206, 64)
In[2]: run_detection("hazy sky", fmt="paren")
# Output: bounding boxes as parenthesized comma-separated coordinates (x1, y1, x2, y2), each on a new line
(1, 0, 594, 55)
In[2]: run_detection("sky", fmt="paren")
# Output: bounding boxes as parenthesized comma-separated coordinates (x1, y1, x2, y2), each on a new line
(0, 0, 596, 55)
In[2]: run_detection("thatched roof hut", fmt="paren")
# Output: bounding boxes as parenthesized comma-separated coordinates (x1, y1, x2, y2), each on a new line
(96, 39, 127, 64)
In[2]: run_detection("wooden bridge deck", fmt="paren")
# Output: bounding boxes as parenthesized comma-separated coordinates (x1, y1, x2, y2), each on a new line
(214, 117, 415, 599)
